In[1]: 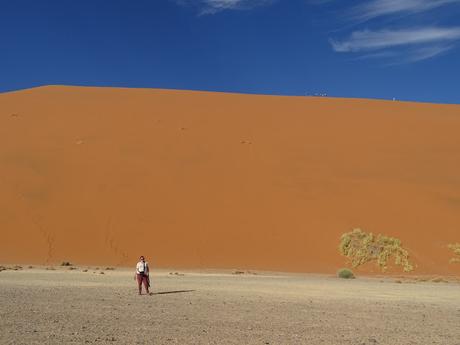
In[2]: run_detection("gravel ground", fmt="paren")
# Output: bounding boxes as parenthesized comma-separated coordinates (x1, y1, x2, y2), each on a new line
(1, 267, 460, 345)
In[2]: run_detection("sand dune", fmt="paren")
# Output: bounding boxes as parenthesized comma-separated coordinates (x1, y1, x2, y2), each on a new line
(1, 86, 459, 274)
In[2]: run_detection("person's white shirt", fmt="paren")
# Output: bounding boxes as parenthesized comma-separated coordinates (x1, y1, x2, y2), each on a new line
(136, 261, 149, 275)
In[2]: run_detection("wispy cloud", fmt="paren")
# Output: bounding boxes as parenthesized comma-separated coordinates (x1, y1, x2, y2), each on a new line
(353, 45, 454, 65)
(348, 0, 460, 22)
(319, 0, 460, 63)
(331, 27, 460, 52)
(175, 0, 275, 15)
(405, 44, 454, 62)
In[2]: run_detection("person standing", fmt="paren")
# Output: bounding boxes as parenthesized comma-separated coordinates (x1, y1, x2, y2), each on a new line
(134, 256, 150, 295)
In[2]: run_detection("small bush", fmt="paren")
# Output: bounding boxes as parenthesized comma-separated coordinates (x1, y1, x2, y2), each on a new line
(432, 277, 448, 283)
(339, 228, 414, 272)
(61, 261, 72, 266)
(448, 243, 460, 263)
(337, 268, 355, 279)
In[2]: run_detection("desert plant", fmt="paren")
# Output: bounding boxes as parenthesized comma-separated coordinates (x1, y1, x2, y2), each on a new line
(448, 243, 460, 263)
(61, 261, 72, 266)
(337, 268, 355, 279)
(339, 228, 414, 272)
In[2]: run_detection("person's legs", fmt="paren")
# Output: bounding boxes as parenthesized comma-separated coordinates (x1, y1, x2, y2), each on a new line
(142, 276, 149, 294)
(136, 274, 143, 295)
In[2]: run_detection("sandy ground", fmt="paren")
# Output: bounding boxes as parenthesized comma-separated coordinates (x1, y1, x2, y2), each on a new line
(1, 267, 460, 345)
(1, 86, 460, 274)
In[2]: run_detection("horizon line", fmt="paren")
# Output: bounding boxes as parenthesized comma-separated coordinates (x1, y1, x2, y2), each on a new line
(1, 83, 459, 106)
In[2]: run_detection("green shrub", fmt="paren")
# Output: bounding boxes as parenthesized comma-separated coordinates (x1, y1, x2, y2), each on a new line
(448, 243, 460, 263)
(339, 228, 414, 272)
(337, 268, 355, 279)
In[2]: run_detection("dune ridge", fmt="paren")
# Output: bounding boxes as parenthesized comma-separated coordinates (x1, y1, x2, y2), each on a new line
(1, 86, 459, 274)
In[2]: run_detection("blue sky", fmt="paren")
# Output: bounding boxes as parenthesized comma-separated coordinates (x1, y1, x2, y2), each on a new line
(1, 0, 460, 103)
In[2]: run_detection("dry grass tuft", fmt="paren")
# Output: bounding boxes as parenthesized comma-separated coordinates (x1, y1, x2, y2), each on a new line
(169, 272, 185, 276)
(431, 277, 448, 283)
(337, 268, 355, 279)
(232, 271, 245, 275)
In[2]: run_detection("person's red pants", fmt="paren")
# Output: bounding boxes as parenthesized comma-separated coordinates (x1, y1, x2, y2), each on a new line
(137, 273, 149, 294)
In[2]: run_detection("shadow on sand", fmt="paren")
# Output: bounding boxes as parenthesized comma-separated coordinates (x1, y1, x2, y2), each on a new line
(150, 290, 195, 295)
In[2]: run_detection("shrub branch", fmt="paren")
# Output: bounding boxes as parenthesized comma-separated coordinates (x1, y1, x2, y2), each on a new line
(448, 243, 460, 263)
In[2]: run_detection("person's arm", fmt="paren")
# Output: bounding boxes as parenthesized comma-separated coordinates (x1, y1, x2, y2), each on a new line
(134, 263, 137, 280)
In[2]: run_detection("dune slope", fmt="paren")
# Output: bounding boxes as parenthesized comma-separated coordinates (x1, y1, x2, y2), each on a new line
(1, 86, 459, 274)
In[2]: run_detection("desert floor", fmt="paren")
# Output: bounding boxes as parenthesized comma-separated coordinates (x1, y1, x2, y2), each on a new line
(1, 267, 460, 345)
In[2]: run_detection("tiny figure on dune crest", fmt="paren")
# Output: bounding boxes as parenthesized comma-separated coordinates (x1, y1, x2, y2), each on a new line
(134, 256, 150, 295)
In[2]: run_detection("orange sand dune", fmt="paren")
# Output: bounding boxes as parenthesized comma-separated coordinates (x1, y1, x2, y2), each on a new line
(1, 86, 459, 274)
